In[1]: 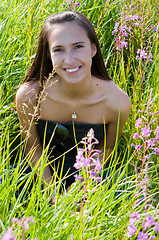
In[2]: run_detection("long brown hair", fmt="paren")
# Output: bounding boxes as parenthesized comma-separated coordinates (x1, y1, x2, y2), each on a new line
(23, 11, 112, 89)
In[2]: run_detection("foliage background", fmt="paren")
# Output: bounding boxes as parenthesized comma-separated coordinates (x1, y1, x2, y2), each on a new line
(0, 0, 158, 239)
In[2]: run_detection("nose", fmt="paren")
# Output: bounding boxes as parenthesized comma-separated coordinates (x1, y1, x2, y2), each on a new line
(64, 50, 75, 65)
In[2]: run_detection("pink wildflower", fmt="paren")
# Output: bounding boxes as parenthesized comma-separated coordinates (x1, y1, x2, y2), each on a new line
(83, 157, 91, 168)
(74, 174, 81, 181)
(154, 147, 159, 154)
(2, 227, 15, 240)
(133, 133, 139, 139)
(120, 40, 128, 48)
(127, 225, 138, 237)
(130, 211, 140, 219)
(119, 26, 125, 31)
(74, 128, 102, 182)
(74, 157, 84, 169)
(148, 53, 153, 62)
(141, 126, 151, 137)
(137, 49, 147, 59)
(142, 215, 156, 229)
(127, 27, 132, 32)
(146, 139, 155, 148)
(95, 158, 102, 171)
(122, 31, 128, 37)
(154, 221, 159, 233)
(134, 22, 139, 27)
(155, 126, 159, 137)
(129, 15, 136, 21)
(135, 118, 143, 128)
(150, 236, 156, 239)
(137, 231, 149, 240)
(135, 144, 142, 150)
(95, 177, 102, 182)
(91, 171, 97, 177)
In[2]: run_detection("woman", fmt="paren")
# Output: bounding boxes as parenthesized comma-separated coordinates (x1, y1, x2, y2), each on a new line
(16, 11, 131, 202)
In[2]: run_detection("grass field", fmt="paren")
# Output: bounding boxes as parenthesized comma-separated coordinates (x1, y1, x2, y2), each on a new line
(0, 0, 159, 239)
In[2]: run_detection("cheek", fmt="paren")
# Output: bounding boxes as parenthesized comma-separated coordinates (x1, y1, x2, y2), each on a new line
(79, 50, 92, 62)
(50, 54, 60, 67)
(83, 48, 93, 60)
(83, 51, 93, 65)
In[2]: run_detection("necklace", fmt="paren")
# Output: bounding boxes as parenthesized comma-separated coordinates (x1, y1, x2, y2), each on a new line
(67, 100, 83, 120)
(72, 112, 77, 120)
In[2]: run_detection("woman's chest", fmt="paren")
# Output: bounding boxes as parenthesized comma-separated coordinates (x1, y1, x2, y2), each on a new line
(39, 94, 110, 124)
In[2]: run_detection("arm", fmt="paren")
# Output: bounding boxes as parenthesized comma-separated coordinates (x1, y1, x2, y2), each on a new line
(101, 89, 131, 165)
(16, 82, 54, 194)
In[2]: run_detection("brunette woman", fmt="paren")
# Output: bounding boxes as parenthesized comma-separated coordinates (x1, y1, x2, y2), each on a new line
(16, 11, 131, 202)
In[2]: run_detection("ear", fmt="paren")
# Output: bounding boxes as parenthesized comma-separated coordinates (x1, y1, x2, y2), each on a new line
(91, 44, 97, 58)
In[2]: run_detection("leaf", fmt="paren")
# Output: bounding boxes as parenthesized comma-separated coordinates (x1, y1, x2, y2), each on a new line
(0, 103, 16, 114)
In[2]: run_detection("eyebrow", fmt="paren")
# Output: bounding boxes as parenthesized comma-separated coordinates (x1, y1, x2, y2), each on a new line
(52, 41, 85, 49)
(72, 41, 85, 45)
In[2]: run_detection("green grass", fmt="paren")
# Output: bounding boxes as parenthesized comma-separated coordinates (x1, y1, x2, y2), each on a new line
(0, 0, 159, 239)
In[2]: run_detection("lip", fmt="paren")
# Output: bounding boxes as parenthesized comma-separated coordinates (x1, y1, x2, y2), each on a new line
(63, 66, 82, 74)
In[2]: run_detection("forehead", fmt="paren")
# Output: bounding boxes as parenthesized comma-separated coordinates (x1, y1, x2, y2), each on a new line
(47, 22, 90, 47)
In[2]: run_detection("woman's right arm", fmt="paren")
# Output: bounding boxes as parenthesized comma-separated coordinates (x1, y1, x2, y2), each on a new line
(16, 82, 53, 189)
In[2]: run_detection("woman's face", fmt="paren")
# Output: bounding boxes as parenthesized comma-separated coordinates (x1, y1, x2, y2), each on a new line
(47, 22, 97, 84)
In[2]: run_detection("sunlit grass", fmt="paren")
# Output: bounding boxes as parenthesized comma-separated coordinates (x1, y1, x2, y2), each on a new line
(0, 0, 158, 239)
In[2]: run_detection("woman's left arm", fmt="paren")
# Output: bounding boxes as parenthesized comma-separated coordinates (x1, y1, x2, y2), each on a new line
(102, 87, 131, 163)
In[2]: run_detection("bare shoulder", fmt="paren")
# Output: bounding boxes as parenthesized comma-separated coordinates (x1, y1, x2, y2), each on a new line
(102, 80, 131, 112)
(16, 81, 39, 108)
(95, 79, 131, 124)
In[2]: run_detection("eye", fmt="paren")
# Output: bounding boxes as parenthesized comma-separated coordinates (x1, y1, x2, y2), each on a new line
(74, 45, 83, 49)
(54, 48, 63, 52)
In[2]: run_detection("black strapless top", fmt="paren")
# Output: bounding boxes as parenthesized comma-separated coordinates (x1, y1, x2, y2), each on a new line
(37, 119, 105, 187)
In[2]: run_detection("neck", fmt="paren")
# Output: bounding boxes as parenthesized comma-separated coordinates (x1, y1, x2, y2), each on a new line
(57, 74, 94, 100)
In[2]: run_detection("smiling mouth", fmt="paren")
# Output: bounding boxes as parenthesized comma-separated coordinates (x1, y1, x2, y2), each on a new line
(64, 66, 81, 73)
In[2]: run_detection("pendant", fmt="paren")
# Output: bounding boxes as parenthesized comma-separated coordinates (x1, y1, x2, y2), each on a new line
(72, 112, 77, 119)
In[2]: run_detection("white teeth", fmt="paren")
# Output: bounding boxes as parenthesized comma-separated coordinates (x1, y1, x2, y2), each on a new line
(65, 67, 79, 73)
